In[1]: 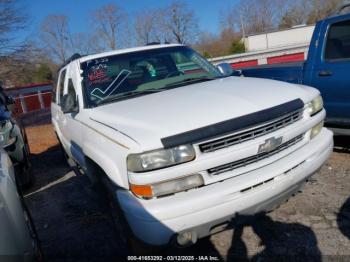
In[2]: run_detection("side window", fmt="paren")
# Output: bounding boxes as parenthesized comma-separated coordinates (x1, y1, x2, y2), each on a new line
(58, 69, 67, 104)
(52, 75, 58, 103)
(325, 20, 350, 61)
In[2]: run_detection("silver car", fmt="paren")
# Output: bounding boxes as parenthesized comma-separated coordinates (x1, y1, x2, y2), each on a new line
(0, 93, 32, 187)
(0, 149, 41, 260)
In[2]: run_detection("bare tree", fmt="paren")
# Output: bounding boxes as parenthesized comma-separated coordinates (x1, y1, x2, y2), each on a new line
(0, 0, 27, 55)
(223, 0, 289, 35)
(307, 0, 344, 24)
(194, 28, 242, 57)
(278, 0, 310, 29)
(135, 11, 158, 45)
(135, 8, 170, 45)
(163, 1, 198, 44)
(278, 0, 343, 28)
(71, 32, 106, 55)
(0, 1, 57, 87)
(71, 32, 91, 55)
(0, 48, 33, 87)
(279, 8, 305, 28)
(91, 3, 126, 51)
(0, 41, 57, 87)
(135, 13, 154, 45)
(39, 15, 73, 63)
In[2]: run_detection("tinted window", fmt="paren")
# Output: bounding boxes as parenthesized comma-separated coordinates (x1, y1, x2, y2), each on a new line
(52, 76, 58, 103)
(80, 46, 221, 107)
(67, 79, 77, 99)
(67, 78, 78, 110)
(325, 20, 350, 61)
(58, 69, 66, 104)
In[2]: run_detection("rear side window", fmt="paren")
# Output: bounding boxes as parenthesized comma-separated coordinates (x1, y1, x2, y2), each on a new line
(325, 20, 350, 61)
(67, 78, 78, 110)
(67, 79, 77, 101)
(52, 83, 57, 103)
(58, 69, 67, 104)
(52, 74, 59, 103)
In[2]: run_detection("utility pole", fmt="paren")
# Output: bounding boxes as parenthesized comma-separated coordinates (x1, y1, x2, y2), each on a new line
(240, 14, 247, 52)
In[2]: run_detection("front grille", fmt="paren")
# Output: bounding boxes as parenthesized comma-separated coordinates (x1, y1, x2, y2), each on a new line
(208, 134, 304, 175)
(199, 109, 303, 153)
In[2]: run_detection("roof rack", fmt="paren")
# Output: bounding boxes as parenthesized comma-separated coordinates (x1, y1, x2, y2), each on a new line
(338, 2, 350, 14)
(146, 42, 161, 46)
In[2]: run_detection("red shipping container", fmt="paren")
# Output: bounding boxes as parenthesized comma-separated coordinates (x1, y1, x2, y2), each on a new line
(267, 53, 305, 64)
(23, 93, 41, 112)
(42, 92, 52, 108)
(231, 60, 259, 69)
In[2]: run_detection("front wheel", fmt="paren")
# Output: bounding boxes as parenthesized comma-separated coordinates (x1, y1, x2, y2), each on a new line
(98, 175, 161, 254)
(17, 147, 33, 188)
(109, 194, 162, 255)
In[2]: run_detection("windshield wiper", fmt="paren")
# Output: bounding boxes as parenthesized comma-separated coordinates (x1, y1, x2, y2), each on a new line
(165, 77, 217, 88)
(96, 89, 162, 105)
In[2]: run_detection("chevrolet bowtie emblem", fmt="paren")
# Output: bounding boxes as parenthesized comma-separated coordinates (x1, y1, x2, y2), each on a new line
(258, 136, 283, 154)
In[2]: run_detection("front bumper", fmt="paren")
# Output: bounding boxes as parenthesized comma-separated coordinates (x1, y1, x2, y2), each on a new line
(117, 128, 333, 245)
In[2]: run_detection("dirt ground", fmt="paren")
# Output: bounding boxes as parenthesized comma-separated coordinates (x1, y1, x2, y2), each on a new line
(23, 123, 350, 261)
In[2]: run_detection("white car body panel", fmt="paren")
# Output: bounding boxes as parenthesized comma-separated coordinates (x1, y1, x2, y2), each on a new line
(0, 149, 34, 259)
(88, 76, 319, 150)
(118, 128, 333, 245)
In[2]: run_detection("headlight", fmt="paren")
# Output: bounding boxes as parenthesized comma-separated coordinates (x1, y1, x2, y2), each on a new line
(127, 144, 196, 172)
(307, 95, 323, 116)
(130, 173, 204, 198)
(310, 121, 324, 139)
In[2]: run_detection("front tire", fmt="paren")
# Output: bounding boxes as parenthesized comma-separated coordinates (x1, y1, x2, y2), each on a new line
(17, 146, 33, 188)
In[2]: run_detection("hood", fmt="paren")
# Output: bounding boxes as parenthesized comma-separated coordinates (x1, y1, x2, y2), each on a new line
(88, 76, 317, 150)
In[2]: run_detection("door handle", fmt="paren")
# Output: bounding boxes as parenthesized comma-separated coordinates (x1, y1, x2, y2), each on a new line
(318, 70, 332, 77)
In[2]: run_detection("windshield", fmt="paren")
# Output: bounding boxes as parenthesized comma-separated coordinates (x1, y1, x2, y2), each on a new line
(80, 46, 222, 107)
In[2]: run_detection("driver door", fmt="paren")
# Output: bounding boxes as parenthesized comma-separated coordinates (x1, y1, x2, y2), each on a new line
(60, 63, 85, 166)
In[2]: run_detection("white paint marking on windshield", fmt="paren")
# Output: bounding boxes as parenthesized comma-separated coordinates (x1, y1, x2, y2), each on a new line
(90, 69, 132, 100)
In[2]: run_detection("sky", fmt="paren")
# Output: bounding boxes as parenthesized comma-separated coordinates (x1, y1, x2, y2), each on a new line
(22, 0, 238, 40)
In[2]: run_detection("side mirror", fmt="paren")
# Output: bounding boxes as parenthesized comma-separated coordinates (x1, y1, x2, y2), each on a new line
(217, 63, 234, 77)
(61, 93, 78, 114)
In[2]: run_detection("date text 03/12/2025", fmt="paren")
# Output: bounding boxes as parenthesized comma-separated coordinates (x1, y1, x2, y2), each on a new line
(127, 255, 220, 261)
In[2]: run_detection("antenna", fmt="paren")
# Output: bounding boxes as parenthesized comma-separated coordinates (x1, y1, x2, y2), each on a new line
(146, 42, 161, 46)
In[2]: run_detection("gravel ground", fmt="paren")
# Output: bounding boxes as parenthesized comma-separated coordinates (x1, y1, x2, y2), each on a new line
(23, 124, 350, 261)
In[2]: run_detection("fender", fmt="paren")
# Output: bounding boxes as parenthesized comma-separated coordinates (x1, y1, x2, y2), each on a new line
(82, 135, 130, 189)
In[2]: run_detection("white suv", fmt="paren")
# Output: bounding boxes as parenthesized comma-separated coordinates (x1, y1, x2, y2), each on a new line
(51, 44, 333, 246)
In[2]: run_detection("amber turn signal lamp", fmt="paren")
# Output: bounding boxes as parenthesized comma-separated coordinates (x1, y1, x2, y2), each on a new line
(130, 184, 153, 198)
